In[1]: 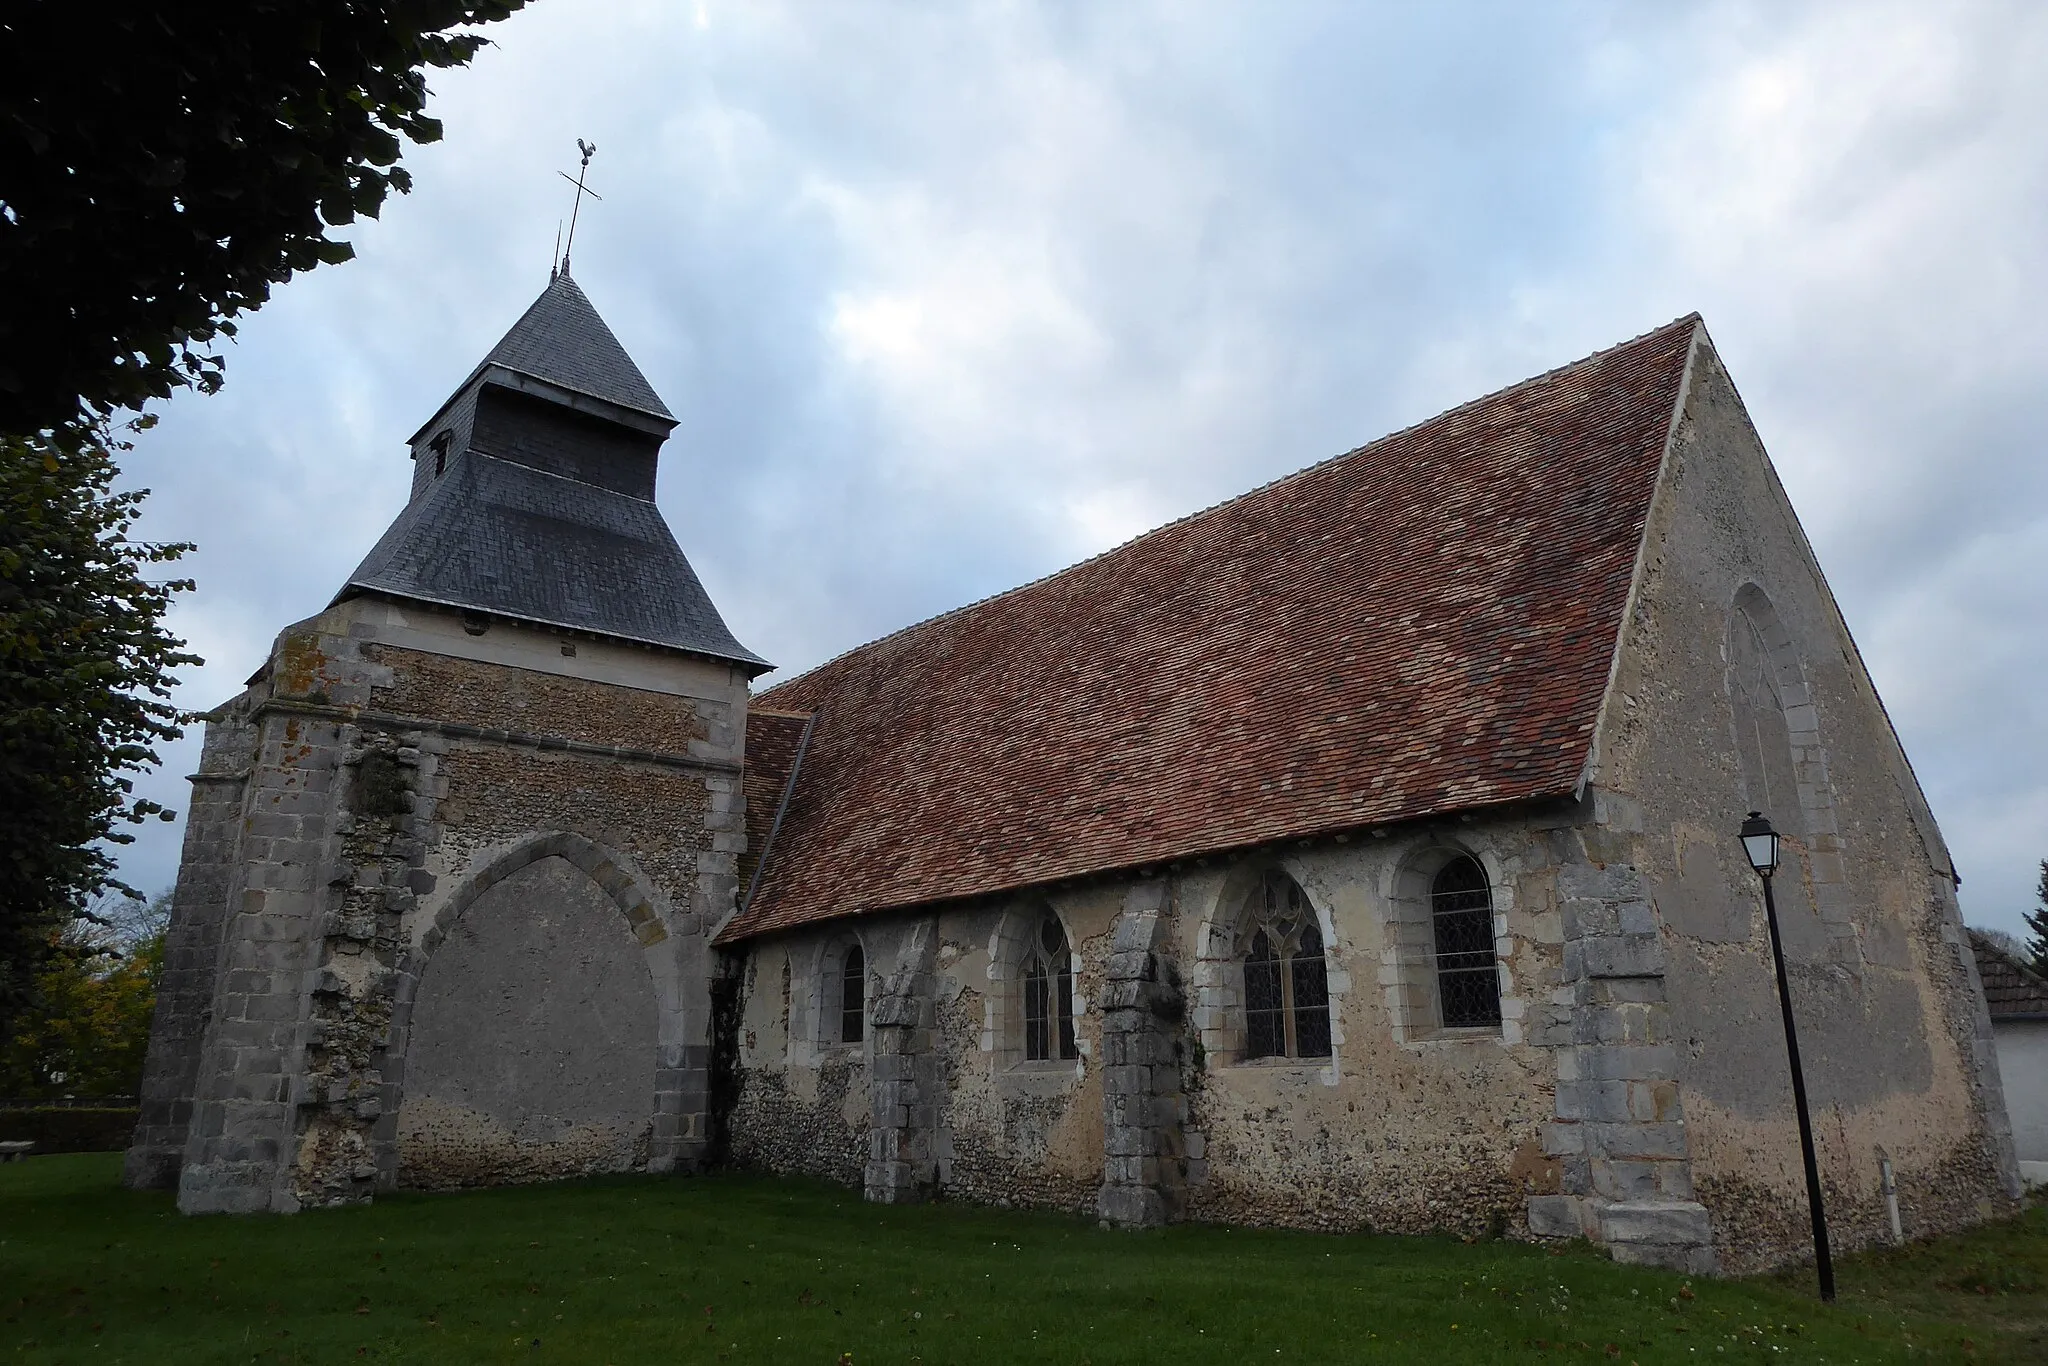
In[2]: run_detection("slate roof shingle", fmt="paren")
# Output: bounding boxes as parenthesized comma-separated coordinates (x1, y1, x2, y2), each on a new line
(341, 451, 767, 667)
(1969, 931, 2048, 1020)
(719, 315, 1703, 942)
(480, 270, 674, 421)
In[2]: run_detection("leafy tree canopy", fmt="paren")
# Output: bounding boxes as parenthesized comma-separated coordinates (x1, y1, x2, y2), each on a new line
(0, 428, 195, 1035)
(0, 0, 526, 439)
(0, 891, 170, 1099)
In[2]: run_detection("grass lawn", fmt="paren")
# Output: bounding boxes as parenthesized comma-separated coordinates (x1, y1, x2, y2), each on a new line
(3, 1154, 2043, 1364)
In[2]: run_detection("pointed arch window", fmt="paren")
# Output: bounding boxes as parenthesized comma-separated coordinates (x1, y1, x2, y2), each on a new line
(1431, 857, 1502, 1028)
(1022, 915, 1077, 1062)
(839, 944, 866, 1044)
(1241, 872, 1331, 1060)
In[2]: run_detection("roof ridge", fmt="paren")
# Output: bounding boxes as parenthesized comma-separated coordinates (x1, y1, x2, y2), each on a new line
(759, 312, 1703, 699)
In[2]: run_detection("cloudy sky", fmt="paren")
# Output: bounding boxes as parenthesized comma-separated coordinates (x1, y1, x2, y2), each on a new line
(117, 0, 2047, 934)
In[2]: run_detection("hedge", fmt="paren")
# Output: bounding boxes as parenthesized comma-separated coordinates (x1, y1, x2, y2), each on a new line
(0, 1106, 137, 1154)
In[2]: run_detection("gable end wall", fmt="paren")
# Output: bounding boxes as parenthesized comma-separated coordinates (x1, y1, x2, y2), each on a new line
(1592, 337, 2018, 1271)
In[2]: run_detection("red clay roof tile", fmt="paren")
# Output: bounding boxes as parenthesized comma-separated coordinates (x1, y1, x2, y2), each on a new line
(719, 316, 1701, 942)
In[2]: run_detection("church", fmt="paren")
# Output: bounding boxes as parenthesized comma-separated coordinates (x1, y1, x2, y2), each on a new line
(126, 269, 2020, 1275)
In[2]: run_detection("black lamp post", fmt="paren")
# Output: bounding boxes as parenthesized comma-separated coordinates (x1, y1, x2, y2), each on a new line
(1740, 810, 1836, 1302)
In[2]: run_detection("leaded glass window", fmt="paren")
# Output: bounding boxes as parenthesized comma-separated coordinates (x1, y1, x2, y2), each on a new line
(839, 944, 866, 1044)
(1022, 915, 1077, 1062)
(1239, 872, 1333, 1060)
(1430, 857, 1501, 1028)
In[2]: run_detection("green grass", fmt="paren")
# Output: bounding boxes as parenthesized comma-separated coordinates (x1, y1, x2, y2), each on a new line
(2, 1154, 2042, 1364)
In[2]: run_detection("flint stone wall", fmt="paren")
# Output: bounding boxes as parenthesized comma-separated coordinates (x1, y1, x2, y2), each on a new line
(732, 814, 1581, 1240)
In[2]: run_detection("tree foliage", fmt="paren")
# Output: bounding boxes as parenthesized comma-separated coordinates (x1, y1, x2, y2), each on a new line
(0, 0, 526, 438)
(0, 0, 525, 1043)
(0, 428, 196, 1037)
(0, 893, 169, 1099)
(2025, 858, 2048, 978)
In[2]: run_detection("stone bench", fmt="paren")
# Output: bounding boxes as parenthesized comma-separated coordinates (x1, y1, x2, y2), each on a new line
(0, 1140, 35, 1162)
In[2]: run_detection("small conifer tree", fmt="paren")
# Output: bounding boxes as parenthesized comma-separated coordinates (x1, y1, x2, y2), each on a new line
(2027, 859, 2048, 978)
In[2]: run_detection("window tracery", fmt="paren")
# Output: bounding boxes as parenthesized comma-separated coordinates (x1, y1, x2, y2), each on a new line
(1240, 872, 1331, 1060)
(1021, 915, 1077, 1062)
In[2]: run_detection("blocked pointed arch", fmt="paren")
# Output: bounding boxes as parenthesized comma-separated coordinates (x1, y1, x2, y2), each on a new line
(1725, 583, 1856, 957)
(374, 831, 692, 1186)
(410, 831, 681, 969)
(1725, 583, 1839, 840)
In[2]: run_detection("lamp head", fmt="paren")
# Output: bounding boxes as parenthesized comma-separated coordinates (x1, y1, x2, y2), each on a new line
(1740, 811, 1780, 876)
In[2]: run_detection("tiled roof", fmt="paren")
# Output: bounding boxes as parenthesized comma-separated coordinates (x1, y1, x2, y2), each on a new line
(736, 709, 814, 902)
(1969, 931, 2048, 1020)
(339, 451, 767, 668)
(721, 316, 1702, 942)
(480, 270, 674, 422)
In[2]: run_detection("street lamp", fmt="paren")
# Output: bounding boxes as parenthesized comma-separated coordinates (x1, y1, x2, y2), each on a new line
(1740, 811, 1836, 1302)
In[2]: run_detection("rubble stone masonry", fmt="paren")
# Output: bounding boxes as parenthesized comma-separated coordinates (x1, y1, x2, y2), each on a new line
(128, 596, 750, 1213)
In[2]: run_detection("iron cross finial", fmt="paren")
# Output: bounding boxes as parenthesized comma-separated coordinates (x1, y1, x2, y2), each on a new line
(554, 139, 603, 278)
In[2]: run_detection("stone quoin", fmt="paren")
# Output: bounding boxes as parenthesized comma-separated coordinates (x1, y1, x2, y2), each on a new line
(128, 270, 2020, 1275)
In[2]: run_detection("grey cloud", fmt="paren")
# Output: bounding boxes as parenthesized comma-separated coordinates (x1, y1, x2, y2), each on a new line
(116, 0, 2046, 935)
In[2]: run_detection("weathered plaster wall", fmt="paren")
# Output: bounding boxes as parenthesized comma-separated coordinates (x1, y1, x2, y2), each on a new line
(1594, 336, 2018, 1271)
(728, 820, 1585, 1238)
(134, 595, 748, 1212)
(1176, 838, 1559, 1236)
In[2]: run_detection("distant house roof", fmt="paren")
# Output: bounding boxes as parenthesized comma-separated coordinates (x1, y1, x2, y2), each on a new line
(719, 315, 1702, 942)
(1969, 931, 2048, 1021)
(477, 269, 674, 423)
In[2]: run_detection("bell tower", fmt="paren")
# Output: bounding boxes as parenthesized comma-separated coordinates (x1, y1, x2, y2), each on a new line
(128, 271, 768, 1212)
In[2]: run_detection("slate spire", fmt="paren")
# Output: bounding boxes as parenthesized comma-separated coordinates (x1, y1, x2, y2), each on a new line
(335, 274, 768, 672)
(480, 268, 673, 422)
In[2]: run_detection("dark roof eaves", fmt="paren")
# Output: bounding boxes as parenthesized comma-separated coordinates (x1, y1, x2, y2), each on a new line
(335, 583, 772, 673)
(715, 784, 1587, 944)
(404, 363, 675, 446)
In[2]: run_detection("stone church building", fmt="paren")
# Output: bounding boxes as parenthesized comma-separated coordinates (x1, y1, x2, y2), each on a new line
(127, 271, 2020, 1274)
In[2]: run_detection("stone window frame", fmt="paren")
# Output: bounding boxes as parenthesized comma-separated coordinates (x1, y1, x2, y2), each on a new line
(1191, 860, 1348, 1075)
(382, 831, 690, 1182)
(803, 929, 872, 1056)
(1239, 871, 1333, 1061)
(982, 901, 1085, 1085)
(1724, 583, 1857, 961)
(1379, 837, 1520, 1045)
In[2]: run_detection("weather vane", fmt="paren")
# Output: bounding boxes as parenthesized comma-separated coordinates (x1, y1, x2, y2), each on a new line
(552, 138, 602, 279)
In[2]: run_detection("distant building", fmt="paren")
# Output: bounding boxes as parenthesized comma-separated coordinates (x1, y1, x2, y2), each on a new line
(127, 270, 2020, 1276)
(1969, 932, 2048, 1184)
